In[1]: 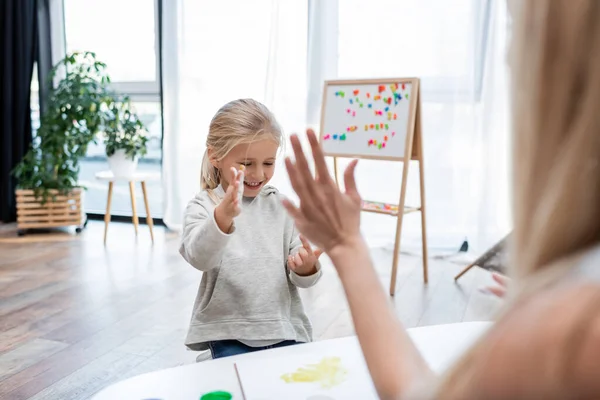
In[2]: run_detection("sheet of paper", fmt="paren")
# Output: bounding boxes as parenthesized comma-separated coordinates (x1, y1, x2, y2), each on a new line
(234, 345, 378, 400)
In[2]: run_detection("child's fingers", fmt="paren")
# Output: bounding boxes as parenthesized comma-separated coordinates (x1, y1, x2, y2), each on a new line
(288, 255, 297, 270)
(296, 248, 309, 265)
(224, 181, 235, 201)
(314, 248, 324, 258)
(231, 179, 239, 197)
(223, 172, 241, 204)
(228, 168, 239, 197)
(299, 235, 313, 252)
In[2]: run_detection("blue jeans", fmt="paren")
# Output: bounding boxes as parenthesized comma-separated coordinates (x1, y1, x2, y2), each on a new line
(208, 340, 299, 359)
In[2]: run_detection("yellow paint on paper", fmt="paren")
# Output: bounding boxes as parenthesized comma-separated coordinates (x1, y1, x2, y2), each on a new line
(280, 357, 348, 389)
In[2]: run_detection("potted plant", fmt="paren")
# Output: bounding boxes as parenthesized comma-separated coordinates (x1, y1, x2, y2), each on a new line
(103, 98, 148, 178)
(11, 51, 113, 235)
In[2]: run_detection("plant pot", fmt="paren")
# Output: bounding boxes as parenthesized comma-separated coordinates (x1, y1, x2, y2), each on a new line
(108, 149, 138, 178)
(16, 188, 86, 233)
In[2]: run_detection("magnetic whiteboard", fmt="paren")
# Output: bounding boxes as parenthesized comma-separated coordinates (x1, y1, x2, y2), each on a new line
(320, 79, 417, 160)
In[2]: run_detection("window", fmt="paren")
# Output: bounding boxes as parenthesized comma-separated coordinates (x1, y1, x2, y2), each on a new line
(62, 0, 162, 218)
(336, 0, 491, 102)
(30, 63, 40, 135)
(63, 0, 159, 92)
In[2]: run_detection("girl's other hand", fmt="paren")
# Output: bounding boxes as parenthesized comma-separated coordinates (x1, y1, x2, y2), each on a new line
(288, 235, 324, 276)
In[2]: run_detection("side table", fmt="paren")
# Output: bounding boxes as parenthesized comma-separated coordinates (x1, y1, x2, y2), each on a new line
(95, 171, 160, 244)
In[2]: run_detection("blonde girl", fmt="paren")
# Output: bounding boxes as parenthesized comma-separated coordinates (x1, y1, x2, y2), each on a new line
(283, 1, 600, 398)
(179, 99, 322, 359)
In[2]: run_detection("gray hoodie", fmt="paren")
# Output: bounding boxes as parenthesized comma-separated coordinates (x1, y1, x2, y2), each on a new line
(179, 185, 322, 351)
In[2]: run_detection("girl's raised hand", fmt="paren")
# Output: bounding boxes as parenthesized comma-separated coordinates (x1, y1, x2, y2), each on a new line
(214, 167, 242, 233)
(282, 129, 363, 255)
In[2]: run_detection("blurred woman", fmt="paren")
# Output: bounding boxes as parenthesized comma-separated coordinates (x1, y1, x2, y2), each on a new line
(283, 1, 600, 398)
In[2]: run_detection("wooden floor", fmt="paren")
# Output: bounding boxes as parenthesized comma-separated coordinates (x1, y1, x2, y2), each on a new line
(0, 221, 501, 400)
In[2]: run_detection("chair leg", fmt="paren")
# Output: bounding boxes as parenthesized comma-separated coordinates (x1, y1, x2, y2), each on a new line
(141, 181, 154, 243)
(129, 181, 139, 235)
(104, 182, 114, 244)
(454, 263, 476, 281)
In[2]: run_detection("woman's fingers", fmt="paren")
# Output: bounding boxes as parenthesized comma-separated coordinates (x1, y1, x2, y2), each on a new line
(284, 152, 303, 193)
(281, 197, 303, 220)
(289, 135, 312, 184)
(487, 285, 507, 298)
(344, 159, 360, 198)
(480, 273, 510, 298)
(285, 157, 308, 202)
(289, 135, 320, 203)
(306, 129, 331, 184)
(492, 272, 509, 288)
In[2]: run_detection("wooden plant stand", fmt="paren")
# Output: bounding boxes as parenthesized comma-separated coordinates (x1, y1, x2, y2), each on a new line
(15, 189, 87, 236)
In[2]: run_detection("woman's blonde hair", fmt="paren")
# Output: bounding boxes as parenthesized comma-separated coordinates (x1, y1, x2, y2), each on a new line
(200, 99, 282, 198)
(507, 0, 600, 282)
(436, 0, 600, 396)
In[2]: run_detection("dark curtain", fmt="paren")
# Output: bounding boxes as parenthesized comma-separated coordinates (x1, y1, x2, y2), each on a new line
(0, 0, 38, 222)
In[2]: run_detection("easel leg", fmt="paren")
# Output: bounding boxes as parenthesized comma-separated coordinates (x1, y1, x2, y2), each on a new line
(418, 166, 429, 284)
(129, 181, 139, 235)
(413, 87, 428, 284)
(141, 181, 154, 243)
(333, 157, 340, 188)
(103, 182, 113, 245)
(390, 161, 411, 296)
(454, 263, 476, 281)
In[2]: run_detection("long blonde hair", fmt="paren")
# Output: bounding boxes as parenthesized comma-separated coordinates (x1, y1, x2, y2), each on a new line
(437, 0, 600, 396)
(507, 0, 600, 282)
(200, 99, 282, 200)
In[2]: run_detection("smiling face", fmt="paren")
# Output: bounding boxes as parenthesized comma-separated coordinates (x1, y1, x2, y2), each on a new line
(212, 138, 279, 197)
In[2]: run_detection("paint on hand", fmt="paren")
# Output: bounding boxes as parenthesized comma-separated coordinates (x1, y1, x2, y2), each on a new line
(280, 357, 348, 389)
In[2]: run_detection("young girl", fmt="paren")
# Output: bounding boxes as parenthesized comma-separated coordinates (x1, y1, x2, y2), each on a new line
(179, 98, 322, 359)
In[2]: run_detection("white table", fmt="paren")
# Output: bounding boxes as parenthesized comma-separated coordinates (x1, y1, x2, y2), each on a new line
(92, 321, 492, 400)
(95, 171, 160, 244)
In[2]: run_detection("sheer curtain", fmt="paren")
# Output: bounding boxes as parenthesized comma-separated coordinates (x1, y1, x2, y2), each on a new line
(161, 0, 307, 229)
(308, 0, 511, 253)
(162, 0, 511, 254)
